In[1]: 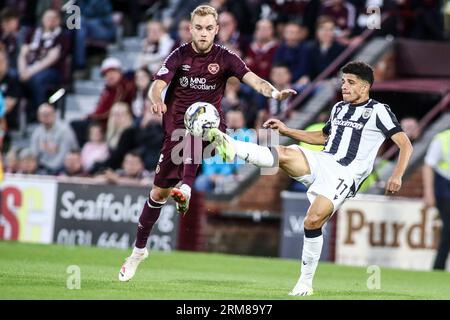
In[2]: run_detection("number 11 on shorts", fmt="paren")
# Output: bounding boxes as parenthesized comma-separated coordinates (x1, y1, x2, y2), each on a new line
(335, 178, 348, 200)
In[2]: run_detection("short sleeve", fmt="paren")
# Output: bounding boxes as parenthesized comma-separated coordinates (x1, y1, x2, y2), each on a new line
(375, 104, 402, 138)
(152, 47, 182, 84)
(322, 103, 339, 135)
(424, 138, 442, 168)
(226, 49, 250, 80)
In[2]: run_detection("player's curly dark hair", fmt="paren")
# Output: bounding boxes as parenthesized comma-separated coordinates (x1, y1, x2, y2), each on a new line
(341, 61, 374, 87)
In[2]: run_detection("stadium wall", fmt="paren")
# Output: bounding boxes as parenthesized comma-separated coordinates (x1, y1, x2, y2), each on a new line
(0, 175, 180, 251)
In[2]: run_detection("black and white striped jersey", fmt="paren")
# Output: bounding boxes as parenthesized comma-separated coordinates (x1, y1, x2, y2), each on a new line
(322, 99, 402, 184)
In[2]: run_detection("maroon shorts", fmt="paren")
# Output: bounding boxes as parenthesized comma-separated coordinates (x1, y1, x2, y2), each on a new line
(153, 125, 225, 189)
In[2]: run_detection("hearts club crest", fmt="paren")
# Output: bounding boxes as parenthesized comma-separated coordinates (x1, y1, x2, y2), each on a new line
(208, 63, 220, 74)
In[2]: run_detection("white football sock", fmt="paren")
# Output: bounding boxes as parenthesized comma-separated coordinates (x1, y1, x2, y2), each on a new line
(298, 235, 323, 288)
(230, 139, 275, 167)
(133, 247, 147, 255)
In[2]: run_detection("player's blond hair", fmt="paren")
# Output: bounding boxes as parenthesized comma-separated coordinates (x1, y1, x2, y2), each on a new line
(190, 5, 218, 23)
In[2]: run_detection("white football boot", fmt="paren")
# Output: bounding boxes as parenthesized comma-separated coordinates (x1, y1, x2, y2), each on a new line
(118, 248, 149, 282)
(288, 281, 314, 296)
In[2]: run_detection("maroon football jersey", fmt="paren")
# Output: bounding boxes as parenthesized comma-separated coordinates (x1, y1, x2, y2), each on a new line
(153, 43, 250, 134)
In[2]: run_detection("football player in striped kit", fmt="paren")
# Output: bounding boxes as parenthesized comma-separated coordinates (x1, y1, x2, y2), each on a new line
(208, 61, 413, 296)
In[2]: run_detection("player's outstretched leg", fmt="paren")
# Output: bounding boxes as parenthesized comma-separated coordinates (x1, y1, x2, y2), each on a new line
(170, 183, 191, 215)
(207, 128, 275, 166)
(119, 187, 169, 281)
(289, 195, 333, 296)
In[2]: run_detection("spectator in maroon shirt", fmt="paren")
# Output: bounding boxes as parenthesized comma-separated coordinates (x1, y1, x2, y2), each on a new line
(320, 0, 357, 44)
(17, 9, 65, 122)
(245, 19, 279, 80)
(70, 57, 136, 147)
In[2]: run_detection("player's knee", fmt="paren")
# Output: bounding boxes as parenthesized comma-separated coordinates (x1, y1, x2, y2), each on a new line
(304, 213, 325, 230)
(276, 146, 289, 166)
(150, 188, 170, 202)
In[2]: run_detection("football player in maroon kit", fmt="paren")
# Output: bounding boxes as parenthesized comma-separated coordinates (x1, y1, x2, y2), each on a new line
(119, 5, 296, 281)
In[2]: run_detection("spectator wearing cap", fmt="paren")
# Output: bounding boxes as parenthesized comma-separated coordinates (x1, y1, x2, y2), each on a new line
(17, 9, 67, 122)
(30, 102, 79, 174)
(70, 57, 136, 147)
(136, 20, 174, 75)
(73, 0, 117, 71)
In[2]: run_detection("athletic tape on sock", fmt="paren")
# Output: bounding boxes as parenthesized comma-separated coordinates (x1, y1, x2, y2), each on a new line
(304, 228, 322, 238)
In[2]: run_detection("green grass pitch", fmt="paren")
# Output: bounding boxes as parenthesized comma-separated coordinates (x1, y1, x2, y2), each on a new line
(0, 241, 449, 300)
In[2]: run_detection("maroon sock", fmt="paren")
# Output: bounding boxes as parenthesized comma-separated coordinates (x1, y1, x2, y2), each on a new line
(135, 196, 165, 249)
(182, 163, 200, 189)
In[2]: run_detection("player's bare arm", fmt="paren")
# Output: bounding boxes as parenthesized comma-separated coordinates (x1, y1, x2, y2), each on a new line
(386, 131, 413, 194)
(263, 118, 328, 145)
(242, 71, 297, 100)
(148, 79, 168, 115)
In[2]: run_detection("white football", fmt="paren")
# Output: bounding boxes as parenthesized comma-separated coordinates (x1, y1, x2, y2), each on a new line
(184, 102, 220, 139)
